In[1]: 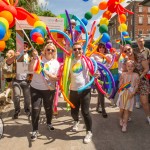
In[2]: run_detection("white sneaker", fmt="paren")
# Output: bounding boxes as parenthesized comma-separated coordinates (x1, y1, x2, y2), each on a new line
(72, 121, 79, 131)
(122, 124, 127, 132)
(147, 116, 150, 125)
(59, 93, 63, 98)
(135, 102, 140, 109)
(31, 131, 39, 141)
(84, 131, 93, 144)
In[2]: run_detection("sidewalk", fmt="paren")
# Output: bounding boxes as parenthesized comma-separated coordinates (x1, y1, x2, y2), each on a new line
(0, 93, 150, 150)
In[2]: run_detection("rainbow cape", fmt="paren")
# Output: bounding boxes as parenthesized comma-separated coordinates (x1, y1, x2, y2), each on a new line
(118, 82, 131, 93)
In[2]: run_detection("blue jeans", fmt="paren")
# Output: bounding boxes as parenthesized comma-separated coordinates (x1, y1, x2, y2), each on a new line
(12, 80, 31, 112)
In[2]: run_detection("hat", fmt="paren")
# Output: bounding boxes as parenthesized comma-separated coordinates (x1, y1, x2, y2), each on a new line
(24, 41, 28, 45)
(71, 19, 76, 25)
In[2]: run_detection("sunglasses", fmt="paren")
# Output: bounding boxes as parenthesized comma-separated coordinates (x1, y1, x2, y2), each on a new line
(99, 46, 105, 48)
(73, 48, 82, 51)
(124, 48, 131, 53)
(47, 49, 55, 52)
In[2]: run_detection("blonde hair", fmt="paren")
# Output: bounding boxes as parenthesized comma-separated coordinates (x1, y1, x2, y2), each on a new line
(44, 43, 57, 59)
(126, 60, 135, 67)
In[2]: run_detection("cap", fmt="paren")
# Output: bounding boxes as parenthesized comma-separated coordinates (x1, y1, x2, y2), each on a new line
(71, 19, 76, 25)
(24, 41, 28, 45)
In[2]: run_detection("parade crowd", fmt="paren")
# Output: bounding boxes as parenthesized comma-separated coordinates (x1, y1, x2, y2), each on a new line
(1, 33, 150, 144)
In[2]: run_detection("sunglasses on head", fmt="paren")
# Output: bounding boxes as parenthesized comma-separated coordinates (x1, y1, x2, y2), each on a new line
(47, 49, 55, 52)
(124, 48, 131, 53)
(73, 48, 82, 51)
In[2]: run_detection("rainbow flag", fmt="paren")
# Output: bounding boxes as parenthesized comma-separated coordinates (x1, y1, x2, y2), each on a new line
(118, 82, 131, 93)
(34, 58, 42, 74)
(116, 39, 120, 44)
(34, 58, 49, 77)
(123, 35, 130, 39)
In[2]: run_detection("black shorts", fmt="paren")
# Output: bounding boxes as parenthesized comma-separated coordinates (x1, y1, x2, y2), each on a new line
(5, 78, 13, 82)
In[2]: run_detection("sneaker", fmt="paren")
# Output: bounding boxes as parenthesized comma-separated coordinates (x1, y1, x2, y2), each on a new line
(47, 124, 55, 131)
(31, 131, 38, 141)
(72, 121, 79, 131)
(128, 117, 132, 122)
(135, 102, 140, 109)
(83, 131, 93, 144)
(59, 93, 63, 98)
(96, 107, 102, 113)
(147, 116, 150, 125)
(13, 110, 20, 119)
(122, 124, 127, 132)
(102, 109, 108, 118)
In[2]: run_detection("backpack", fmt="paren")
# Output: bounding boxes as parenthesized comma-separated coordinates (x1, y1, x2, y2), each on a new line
(2, 60, 13, 74)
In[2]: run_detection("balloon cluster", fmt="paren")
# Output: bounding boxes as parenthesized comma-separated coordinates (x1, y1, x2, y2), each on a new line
(82, 0, 133, 47)
(30, 20, 47, 45)
(0, 0, 47, 51)
(0, 0, 37, 51)
(44, 11, 117, 109)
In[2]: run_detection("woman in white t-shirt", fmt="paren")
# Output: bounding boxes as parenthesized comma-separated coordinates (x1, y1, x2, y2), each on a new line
(91, 43, 111, 118)
(29, 43, 60, 141)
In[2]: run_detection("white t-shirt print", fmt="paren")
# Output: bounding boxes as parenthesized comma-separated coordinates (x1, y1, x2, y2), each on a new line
(70, 58, 90, 91)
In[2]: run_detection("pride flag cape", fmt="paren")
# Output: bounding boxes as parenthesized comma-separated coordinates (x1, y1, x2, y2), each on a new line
(118, 82, 131, 93)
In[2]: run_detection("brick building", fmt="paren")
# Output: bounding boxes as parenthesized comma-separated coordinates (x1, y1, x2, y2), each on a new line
(109, 0, 150, 48)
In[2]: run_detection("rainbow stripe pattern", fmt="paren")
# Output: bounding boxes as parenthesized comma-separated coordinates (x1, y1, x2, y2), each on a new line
(118, 82, 131, 93)
(72, 62, 83, 73)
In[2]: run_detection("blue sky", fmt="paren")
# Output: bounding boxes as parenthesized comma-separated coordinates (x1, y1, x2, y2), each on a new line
(37, 0, 128, 38)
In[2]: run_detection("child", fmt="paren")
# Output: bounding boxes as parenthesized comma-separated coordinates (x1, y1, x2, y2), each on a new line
(117, 60, 140, 132)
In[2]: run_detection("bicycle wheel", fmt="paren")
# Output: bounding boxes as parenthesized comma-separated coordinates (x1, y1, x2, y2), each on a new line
(0, 117, 4, 139)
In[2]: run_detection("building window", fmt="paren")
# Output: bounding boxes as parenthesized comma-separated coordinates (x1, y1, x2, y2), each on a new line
(139, 16, 143, 24)
(139, 30, 143, 35)
(148, 7, 150, 13)
(131, 18, 132, 25)
(139, 6, 143, 12)
(148, 16, 150, 24)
